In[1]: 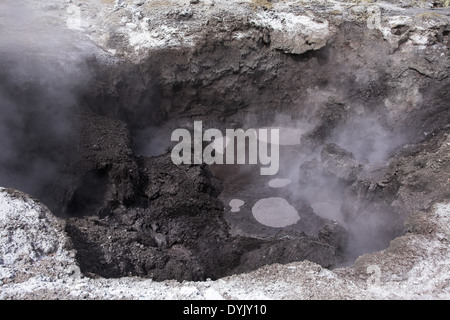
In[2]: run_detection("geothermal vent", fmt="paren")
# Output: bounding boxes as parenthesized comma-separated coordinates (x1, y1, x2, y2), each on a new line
(0, 0, 449, 291)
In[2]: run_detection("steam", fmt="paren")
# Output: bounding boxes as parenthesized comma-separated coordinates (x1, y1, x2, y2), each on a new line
(130, 48, 412, 262)
(328, 115, 407, 165)
(215, 74, 413, 259)
(0, 1, 94, 209)
(270, 96, 411, 260)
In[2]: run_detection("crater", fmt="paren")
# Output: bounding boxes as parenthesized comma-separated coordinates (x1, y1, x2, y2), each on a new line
(1, 0, 449, 283)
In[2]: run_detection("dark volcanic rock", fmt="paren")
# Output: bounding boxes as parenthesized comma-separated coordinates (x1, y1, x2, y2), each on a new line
(64, 112, 237, 281)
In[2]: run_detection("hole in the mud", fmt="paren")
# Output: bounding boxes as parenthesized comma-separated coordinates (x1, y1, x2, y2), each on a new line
(5, 14, 445, 282)
(3, 57, 409, 282)
(0, 0, 448, 288)
(60, 90, 412, 281)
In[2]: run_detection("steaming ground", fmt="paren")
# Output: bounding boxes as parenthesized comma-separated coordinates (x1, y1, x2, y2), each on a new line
(0, 0, 449, 299)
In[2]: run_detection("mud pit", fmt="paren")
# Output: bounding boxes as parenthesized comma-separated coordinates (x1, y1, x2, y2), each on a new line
(0, 0, 449, 285)
(63, 25, 450, 280)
